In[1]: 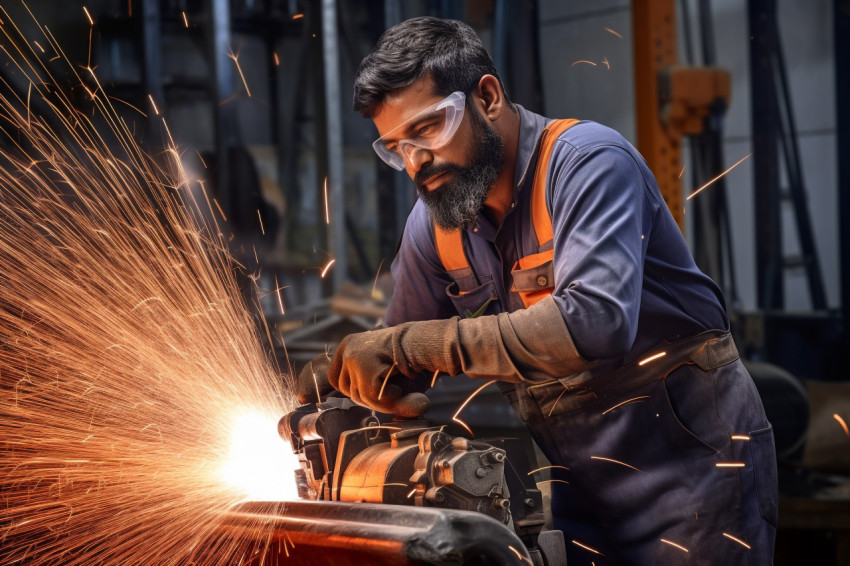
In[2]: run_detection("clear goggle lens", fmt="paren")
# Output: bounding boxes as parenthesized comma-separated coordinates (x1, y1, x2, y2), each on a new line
(372, 91, 466, 171)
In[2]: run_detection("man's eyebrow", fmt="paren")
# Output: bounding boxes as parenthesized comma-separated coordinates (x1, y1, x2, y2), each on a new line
(382, 114, 436, 145)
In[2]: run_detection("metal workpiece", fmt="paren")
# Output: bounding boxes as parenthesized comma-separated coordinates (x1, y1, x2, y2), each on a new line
(218, 500, 534, 566)
(411, 432, 512, 524)
(278, 399, 565, 564)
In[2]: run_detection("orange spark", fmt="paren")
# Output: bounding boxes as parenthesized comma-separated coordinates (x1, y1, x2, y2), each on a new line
(590, 455, 642, 472)
(227, 48, 252, 97)
(603, 395, 650, 415)
(536, 479, 570, 486)
(430, 369, 440, 388)
(273, 52, 280, 66)
(196, 151, 208, 168)
(660, 539, 689, 552)
(82, 6, 94, 26)
(320, 258, 335, 278)
(687, 154, 751, 200)
(323, 176, 330, 224)
(257, 209, 265, 235)
(716, 462, 746, 468)
(371, 257, 386, 299)
(148, 94, 160, 115)
(527, 465, 570, 475)
(212, 197, 228, 221)
(508, 545, 533, 564)
(638, 352, 666, 366)
(181, 11, 189, 28)
(274, 274, 285, 315)
(602, 56, 610, 70)
(33, 40, 45, 53)
(731, 434, 751, 441)
(376, 363, 397, 401)
(722, 533, 751, 549)
(547, 385, 571, 418)
(107, 96, 147, 117)
(311, 362, 322, 402)
(292, 13, 304, 20)
(604, 27, 623, 39)
(407, 488, 417, 499)
(571, 60, 597, 67)
(0, 5, 296, 562)
(452, 380, 498, 437)
(572, 540, 605, 556)
(833, 413, 850, 436)
(678, 166, 685, 179)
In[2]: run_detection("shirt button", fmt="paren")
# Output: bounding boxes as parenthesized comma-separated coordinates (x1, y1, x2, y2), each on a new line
(537, 275, 548, 287)
(473, 227, 479, 233)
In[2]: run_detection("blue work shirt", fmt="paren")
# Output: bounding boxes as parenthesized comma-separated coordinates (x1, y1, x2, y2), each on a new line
(385, 105, 728, 365)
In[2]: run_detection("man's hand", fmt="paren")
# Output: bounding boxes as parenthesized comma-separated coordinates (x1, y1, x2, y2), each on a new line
(295, 352, 335, 405)
(329, 327, 431, 417)
(328, 296, 595, 416)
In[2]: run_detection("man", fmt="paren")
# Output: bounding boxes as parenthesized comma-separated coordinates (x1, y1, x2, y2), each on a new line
(329, 16, 777, 565)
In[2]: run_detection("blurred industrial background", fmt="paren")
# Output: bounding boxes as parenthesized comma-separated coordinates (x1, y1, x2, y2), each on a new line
(3, 0, 848, 563)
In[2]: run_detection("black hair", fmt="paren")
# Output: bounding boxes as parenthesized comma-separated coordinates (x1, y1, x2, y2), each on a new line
(353, 17, 511, 117)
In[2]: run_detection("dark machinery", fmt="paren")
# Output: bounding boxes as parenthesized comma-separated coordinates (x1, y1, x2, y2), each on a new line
(275, 396, 566, 566)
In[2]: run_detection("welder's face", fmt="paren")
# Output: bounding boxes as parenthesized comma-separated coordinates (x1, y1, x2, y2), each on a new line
(372, 80, 504, 230)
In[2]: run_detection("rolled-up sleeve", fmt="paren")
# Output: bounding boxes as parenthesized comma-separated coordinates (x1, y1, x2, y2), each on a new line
(548, 142, 653, 360)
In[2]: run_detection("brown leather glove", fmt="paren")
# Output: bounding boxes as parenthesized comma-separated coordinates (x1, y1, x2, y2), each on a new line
(329, 295, 594, 416)
(296, 352, 335, 404)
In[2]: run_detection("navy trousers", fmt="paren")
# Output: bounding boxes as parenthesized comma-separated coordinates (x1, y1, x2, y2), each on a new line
(514, 356, 777, 565)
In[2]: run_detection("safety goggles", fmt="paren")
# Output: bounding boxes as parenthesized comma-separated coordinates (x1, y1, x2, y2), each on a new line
(372, 91, 466, 171)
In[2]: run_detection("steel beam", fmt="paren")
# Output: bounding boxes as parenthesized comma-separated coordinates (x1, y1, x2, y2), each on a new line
(632, 0, 684, 230)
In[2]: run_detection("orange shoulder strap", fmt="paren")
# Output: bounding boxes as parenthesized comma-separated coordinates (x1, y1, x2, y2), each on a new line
(433, 118, 580, 272)
(530, 118, 580, 248)
(433, 223, 467, 272)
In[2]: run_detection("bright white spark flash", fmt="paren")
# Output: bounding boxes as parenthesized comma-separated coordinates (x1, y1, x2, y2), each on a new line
(220, 411, 301, 501)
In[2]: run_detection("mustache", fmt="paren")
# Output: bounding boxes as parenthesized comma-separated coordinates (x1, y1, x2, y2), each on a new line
(413, 163, 459, 188)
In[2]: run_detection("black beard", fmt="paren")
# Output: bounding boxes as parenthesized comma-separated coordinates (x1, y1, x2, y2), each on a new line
(415, 110, 504, 230)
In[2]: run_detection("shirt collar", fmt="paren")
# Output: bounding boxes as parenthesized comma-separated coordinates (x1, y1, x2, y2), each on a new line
(469, 105, 550, 238)
(513, 104, 551, 192)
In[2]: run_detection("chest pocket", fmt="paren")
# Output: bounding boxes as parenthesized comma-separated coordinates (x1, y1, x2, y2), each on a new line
(433, 118, 580, 313)
(510, 248, 555, 308)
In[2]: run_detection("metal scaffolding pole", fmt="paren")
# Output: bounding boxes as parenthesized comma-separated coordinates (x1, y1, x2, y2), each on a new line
(141, 1, 163, 150)
(210, 0, 236, 221)
(321, 0, 346, 291)
(837, 0, 850, 344)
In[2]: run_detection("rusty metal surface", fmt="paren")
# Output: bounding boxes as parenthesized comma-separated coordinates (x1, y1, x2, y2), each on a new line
(217, 499, 533, 565)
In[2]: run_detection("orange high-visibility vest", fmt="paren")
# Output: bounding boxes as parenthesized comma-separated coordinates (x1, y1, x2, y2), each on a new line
(434, 119, 580, 309)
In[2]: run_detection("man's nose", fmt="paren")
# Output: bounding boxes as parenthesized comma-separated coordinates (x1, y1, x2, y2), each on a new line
(404, 145, 433, 174)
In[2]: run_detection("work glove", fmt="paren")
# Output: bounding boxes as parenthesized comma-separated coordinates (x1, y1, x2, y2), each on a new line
(295, 352, 336, 405)
(329, 295, 594, 416)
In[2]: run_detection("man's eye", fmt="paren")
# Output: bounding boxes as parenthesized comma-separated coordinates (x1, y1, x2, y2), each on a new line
(416, 120, 441, 137)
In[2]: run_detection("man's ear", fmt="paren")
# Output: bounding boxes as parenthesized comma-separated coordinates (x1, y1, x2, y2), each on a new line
(474, 74, 505, 121)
